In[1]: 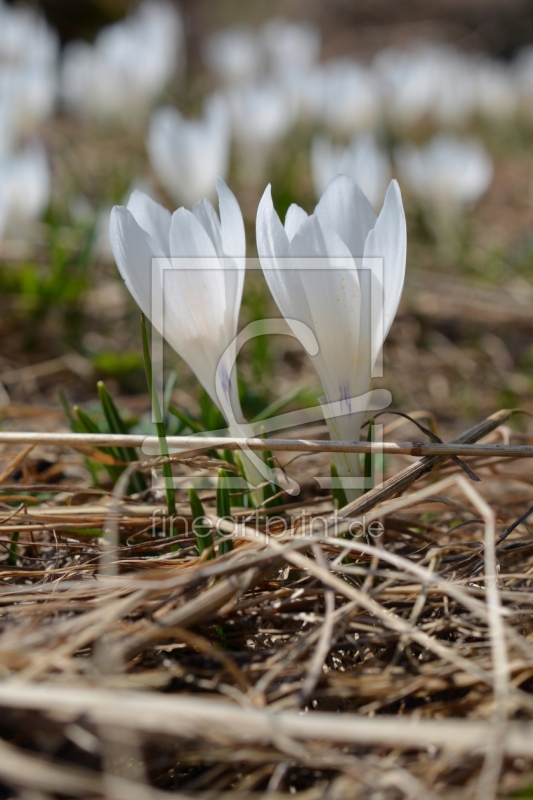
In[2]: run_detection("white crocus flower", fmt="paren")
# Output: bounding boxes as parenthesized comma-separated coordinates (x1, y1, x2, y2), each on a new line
(396, 133, 493, 209)
(61, 0, 184, 125)
(375, 42, 476, 128)
(0, 141, 51, 237)
(474, 58, 518, 121)
(227, 79, 297, 181)
(148, 94, 231, 208)
(0, 67, 57, 137)
(513, 46, 533, 116)
(311, 59, 381, 135)
(109, 176, 245, 417)
(374, 44, 437, 128)
(256, 175, 406, 500)
(228, 79, 296, 150)
(262, 18, 321, 77)
(311, 133, 391, 210)
(0, 0, 58, 67)
(0, 1, 58, 140)
(202, 26, 263, 85)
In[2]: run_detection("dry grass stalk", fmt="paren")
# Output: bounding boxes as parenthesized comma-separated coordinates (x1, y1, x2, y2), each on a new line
(0, 408, 532, 797)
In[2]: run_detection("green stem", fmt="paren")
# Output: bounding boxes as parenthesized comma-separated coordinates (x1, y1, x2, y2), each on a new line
(141, 314, 177, 527)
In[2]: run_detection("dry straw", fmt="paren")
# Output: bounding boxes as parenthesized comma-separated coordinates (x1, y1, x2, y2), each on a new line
(0, 408, 532, 797)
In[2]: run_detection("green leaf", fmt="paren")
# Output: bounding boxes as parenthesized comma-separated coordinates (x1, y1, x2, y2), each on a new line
(168, 405, 203, 434)
(252, 384, 311, 424)
(59, 391, 99, 486)
(216, 468, 233, 555)
(262, 449, 283, 507)
(97, 381, 147, 494)
(331, 462, 348, 512)
(189, 487, 214, 559)
(235, 452, 254, 508)
(74, 405, 123, 484)
(200, 389, 225, 431)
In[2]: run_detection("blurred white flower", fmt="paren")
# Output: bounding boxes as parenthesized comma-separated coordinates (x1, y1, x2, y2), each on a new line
(109, 176, 245, 414)
(513, 46, 533, 115)
(61, 1, 184, 125)
(396, 133, 493, 208)
(257, 175, 406, 500)
(0, 1, 58, 67)
(262, 18, 321, 77)
(148, 94, 231, 208)
(308, 59, 381, 135)
(0, 1, 58, 140)
(0, 67, 57, 139)
(202, 26, 262, 85)
(311, 132, 391, 209)
(228, 79, 296, 147)
(473, 58, 518, 121)
(0, 141, 51, 237)
(375, 42, 476, 128)
(0, 97, 15, 155)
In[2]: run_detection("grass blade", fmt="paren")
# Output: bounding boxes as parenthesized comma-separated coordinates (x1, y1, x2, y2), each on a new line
(97, 381, 147, 494)
(216, 468, 233, 555)
(252, 384, 311, 424)
(189, 487, 214, 559)
(331, 462, 348, 512)
(74, 405, 123, 484)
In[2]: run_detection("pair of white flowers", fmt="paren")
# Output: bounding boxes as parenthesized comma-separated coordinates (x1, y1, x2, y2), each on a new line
(110, 176, 406, 499)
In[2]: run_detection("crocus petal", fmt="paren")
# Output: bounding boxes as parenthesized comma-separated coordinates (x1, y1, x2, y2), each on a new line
(126, 189, 171, 255)
(169, 206, 220, 259)
(363, 179, 406, 362)
(284, 203, 308, 241)
(215, 175, 246, 334)
(216, 174, 245, 268)
(314, 173, 376, 257)
(109, 205, 165, 318)
(257, 185, 323, 360)
(192, 197, 223, 257)
(168, 206, 228, 372)
(256, 183, 292, 263)
(290, 214, 364, 403)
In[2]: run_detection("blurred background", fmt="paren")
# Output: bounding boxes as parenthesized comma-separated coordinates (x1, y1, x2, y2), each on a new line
(2, 0, 533, 440)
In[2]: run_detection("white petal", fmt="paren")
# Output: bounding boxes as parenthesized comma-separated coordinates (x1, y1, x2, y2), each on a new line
(168, 207, 229, 378)
(256, 184, 291, 261)
(284, 203, 308, 241)
(169, 206, 219, 259)
(192, 197, 223, 257)
(257, 184, 317, 351)
(363, 179, 406, 354)
(216, 175, 245, 264)
(315, 174, 376, 256)
(290, 215, 365, 403)
(215, 176, 246, 336)
(126, 190, 171, 255)
(110, 205, 163, 318)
